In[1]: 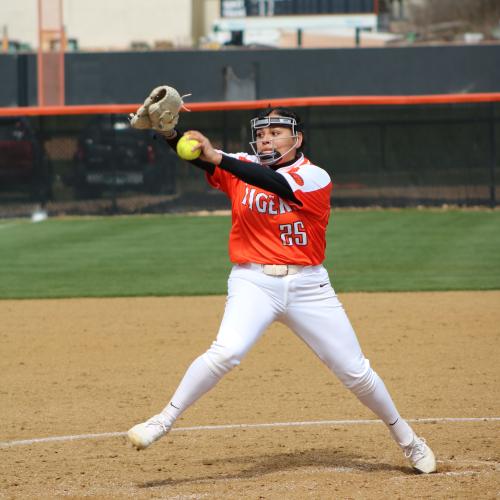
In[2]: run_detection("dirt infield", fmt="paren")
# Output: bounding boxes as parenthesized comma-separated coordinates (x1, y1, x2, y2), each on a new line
(1, 292, 499, 499)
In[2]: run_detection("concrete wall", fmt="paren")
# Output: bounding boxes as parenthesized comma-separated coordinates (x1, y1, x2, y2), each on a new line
(1, 0, 202, 50)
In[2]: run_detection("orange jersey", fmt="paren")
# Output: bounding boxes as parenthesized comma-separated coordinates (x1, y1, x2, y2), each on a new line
(206, 153, 332, 265)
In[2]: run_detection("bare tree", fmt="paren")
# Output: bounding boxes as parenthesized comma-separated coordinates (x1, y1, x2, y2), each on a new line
(408, 0, 500, 40)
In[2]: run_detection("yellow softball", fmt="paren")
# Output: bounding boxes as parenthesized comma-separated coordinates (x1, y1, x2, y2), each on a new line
(176, 135, 201, 161)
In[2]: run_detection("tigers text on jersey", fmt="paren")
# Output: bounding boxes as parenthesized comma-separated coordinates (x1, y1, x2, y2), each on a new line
(206, 152, 332, 266)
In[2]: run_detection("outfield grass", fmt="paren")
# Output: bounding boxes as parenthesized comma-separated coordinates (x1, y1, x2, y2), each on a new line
(0, 209, 499, 299)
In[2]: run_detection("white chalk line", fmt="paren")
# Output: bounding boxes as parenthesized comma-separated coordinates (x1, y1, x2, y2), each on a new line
(1, 416, 498, 449)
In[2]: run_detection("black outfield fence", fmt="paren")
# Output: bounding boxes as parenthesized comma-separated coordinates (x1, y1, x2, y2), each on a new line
(0, 99, 498, 218)
(2, 45, 500, 108)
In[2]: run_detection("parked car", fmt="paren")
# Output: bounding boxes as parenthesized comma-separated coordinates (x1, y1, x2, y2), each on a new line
(0, 117, 52, 201)
(70, 115, 175, 198)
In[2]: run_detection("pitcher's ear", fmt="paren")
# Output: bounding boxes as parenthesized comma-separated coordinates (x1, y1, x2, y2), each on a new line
(296, 131, 303, 149)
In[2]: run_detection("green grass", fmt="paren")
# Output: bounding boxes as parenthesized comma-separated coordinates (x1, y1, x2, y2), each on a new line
(0, 210, 499, 299)
(328, 210, 500, 292)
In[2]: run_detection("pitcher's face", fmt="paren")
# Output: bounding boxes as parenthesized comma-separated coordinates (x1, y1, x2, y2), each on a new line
(255, 112, 302, 164)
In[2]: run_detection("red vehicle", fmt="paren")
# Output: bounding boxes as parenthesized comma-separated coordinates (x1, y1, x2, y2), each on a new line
(0, 117, 51, 201)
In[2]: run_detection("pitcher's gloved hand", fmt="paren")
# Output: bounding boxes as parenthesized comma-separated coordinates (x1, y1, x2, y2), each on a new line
(129, 85, 191, 135)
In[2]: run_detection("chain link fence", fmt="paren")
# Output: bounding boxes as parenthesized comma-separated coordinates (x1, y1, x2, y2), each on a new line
(0, 101, 498, 218)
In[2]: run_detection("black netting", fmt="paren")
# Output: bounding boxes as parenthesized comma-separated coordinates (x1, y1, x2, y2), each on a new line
(0, 101, 498, 218)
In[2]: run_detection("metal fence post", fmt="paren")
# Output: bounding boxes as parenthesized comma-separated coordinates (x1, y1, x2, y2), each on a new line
(489, 103, 497, 208)
(110, 113, 118, 213)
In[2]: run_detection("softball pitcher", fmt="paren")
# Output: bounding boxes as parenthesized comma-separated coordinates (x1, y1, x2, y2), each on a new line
(126, 86, 436, 474)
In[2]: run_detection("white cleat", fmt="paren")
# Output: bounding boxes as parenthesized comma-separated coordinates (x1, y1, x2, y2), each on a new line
(127, 414, 171, 450)
(403, 435, 437, 474)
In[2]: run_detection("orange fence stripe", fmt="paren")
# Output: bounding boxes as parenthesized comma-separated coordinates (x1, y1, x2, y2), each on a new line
(1, 93, 500, 117)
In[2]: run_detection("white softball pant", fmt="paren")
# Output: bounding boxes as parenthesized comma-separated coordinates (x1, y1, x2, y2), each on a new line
(165, 264, 413, 446)
(205, 264, 371, 389)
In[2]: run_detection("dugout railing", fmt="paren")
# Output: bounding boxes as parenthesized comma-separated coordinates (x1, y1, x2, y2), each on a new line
(0, 93, 499, 217)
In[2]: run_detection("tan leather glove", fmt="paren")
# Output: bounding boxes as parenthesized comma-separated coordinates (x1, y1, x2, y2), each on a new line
(129, 85, 190, 134)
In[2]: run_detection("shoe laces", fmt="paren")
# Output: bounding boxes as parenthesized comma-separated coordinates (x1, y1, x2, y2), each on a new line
(145, 416, 169, 433)
(404, 437, 427, 460)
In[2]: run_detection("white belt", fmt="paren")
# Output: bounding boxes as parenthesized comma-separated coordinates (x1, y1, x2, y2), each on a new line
(243, 263, 304, 276)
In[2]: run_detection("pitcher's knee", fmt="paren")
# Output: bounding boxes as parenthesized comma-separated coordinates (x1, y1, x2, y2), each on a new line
(343, 366, 378, 398)
(202, 343, 242, 377)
